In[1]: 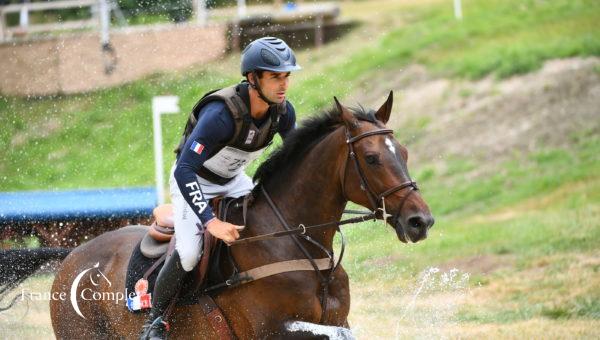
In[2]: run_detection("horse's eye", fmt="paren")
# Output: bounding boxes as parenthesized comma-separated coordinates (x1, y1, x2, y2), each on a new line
(365, 154, 380, 165)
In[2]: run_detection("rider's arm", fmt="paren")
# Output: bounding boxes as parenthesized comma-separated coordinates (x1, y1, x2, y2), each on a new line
(173, 102, 234, 226)
(278, 101, 297, 140)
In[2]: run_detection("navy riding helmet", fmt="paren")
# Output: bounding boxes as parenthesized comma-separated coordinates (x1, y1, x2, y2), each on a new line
(241, 37, 302, 75)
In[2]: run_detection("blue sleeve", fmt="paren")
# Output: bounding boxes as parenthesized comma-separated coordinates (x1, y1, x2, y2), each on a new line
(174, 101, 234, 225)
(278, 101, 297, 139)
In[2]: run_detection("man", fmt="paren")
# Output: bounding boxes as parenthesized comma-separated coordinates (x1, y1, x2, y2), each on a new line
(140, 37, 301, 339)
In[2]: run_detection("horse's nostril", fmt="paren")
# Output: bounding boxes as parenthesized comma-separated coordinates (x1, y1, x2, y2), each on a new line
(408, 216, 425, 229)
(407, 214, 435, 230)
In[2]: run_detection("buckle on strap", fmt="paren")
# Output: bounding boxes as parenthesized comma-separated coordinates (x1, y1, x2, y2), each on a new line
(378, 197, 393, 224)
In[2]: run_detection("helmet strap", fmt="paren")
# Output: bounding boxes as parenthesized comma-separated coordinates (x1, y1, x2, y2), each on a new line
(248, 71, 278, 106)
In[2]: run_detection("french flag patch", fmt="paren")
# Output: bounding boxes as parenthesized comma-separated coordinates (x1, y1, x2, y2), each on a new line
(190, 141, 205, 155)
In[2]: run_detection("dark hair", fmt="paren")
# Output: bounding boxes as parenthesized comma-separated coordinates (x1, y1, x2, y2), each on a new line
(245, 70, 264, 84)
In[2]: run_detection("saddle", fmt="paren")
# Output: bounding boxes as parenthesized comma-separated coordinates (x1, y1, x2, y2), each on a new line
(138, 204, 174, 258)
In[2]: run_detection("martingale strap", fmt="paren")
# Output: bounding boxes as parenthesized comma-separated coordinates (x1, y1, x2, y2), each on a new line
(198, 295, 235, 340)
(260, 186, 329, 283)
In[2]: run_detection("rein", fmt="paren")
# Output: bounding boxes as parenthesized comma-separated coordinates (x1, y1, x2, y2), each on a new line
(229, 211, 376, 246)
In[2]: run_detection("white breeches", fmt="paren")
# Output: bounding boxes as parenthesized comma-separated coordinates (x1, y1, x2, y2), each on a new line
(168, 163, 254, 272)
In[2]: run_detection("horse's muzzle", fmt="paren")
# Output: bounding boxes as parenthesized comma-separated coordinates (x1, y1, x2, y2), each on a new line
(391, 212, 434, 243)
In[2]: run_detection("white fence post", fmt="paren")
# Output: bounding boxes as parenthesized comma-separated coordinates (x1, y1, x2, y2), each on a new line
(193, 0, 208, 25)
(454, 0, 463, 20)
(152, 96, 180, 205)
(0, 13, 4, 41)
(99, 0, 110, 45)
(19, 3, 29, 30)
(237, 0, 247, 17)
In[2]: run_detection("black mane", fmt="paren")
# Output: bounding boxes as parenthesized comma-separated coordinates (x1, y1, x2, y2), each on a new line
(252, 105, 379, 192)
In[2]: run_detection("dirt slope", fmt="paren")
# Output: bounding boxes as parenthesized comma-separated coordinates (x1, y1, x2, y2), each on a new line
(353, 57, 600, 168)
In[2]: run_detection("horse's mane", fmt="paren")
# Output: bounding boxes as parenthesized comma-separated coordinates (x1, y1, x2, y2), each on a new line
(252, 105, 379, 192)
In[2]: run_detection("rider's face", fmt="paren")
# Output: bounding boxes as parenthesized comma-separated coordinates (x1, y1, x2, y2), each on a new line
(256, 71, 291, 104)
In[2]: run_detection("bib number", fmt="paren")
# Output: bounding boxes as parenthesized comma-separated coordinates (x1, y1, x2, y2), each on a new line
(203, 146, 267, 178)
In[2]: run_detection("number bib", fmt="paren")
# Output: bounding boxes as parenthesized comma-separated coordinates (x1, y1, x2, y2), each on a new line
(203, 146, 267, 179)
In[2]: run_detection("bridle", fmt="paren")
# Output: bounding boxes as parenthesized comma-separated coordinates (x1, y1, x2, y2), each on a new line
(340, 124, 419, 219)
(229, 122, 422, 247)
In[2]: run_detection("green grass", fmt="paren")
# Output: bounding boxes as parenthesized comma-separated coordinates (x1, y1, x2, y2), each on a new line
(424, 0, 600, 78)
(0, 70, 237, 191)
(337, 0, 600, 83)
(1, 0, 598, 192)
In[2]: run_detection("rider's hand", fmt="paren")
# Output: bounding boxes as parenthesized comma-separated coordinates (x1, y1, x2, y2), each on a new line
(205, 218, 244, 245)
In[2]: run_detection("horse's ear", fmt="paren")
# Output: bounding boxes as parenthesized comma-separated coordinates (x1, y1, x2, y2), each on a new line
(334, 96, 358, 129)
(375, 91, 393, 124)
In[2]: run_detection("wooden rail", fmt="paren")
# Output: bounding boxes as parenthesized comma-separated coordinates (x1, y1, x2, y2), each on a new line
(230, 2, 340, 51)
(0, 0, 102, 42)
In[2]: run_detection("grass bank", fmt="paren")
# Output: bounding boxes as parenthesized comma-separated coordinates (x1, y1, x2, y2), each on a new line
(1, 0, 598, 192)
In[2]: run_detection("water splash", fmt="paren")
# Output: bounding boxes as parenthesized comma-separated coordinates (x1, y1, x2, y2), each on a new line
(395, 267, 470, 339)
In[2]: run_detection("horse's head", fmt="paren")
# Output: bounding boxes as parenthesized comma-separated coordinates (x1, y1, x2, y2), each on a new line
(335, 92, 434, 243)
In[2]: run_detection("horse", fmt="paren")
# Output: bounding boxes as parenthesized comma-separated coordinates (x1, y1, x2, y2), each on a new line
(0, 93, 433, 339)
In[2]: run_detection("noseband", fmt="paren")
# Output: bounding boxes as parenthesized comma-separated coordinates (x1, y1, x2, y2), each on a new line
(341, 125, 419, 217)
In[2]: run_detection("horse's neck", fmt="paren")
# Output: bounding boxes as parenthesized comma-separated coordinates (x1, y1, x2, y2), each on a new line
(254, 129, 347, 250)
